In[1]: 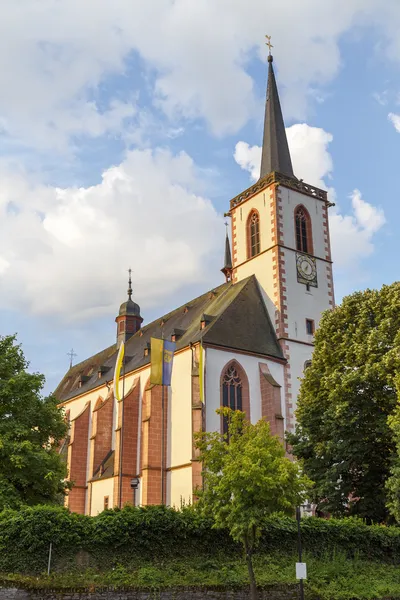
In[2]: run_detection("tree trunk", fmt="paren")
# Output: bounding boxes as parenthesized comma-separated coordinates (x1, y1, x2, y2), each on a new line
(243, 534, 258, 600)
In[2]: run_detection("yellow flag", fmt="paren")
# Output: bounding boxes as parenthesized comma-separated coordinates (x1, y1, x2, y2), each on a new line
(113, 342, 125, 401)
(199, 343, 204, 403)
(150, 337, 164, 385)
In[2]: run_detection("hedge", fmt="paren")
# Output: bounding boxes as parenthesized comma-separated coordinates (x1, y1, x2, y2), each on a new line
(0, 504, 400, 574)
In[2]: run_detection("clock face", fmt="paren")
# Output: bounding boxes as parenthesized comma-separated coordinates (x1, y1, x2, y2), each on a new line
(296, 253, 317, 287)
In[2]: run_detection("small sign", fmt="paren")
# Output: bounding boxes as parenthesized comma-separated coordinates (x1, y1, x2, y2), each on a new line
(296, 562, 307, 580)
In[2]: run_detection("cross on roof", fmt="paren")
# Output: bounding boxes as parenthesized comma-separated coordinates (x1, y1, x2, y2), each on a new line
(265, 35, 273, 55)
(67, 348, 77, 369)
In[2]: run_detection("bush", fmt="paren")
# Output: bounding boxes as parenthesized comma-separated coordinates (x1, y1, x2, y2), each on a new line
(1, 505, 400, 575)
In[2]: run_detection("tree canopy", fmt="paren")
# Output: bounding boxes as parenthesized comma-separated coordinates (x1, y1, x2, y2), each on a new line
(0, 334, 69, 510)
(195, 408, 309, 599)
(288, 283, 400, 523)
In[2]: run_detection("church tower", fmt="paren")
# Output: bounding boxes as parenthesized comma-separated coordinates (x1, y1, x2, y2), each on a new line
(227, 51, 334, 431)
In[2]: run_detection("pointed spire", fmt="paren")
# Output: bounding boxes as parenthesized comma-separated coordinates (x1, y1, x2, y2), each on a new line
(260, 49, 295, 180)
(221, 222, 233, 283)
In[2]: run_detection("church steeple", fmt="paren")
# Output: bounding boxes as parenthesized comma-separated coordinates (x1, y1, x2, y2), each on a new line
(260, 51, 295, 180)
(115, 269, 143, 347)
(221, 224, 233, 283)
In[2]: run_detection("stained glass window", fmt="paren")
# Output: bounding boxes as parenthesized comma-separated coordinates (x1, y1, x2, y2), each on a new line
(222, 365, 243, 437)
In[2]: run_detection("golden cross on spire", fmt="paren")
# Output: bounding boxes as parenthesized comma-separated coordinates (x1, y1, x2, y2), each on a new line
(265, 35, 273, 55)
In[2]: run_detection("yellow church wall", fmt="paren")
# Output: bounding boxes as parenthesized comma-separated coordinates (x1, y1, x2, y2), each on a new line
(89, 478, 114, 515)
(232, 186, 277, 325)
(169, 348, 192, 469)
(233, 189, 273, 266)
(169, 466, 193, 508)
(235, 249, 276, 323)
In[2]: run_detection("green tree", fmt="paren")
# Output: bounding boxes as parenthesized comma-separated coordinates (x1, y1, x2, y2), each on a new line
(195, 408, 310, 600)
(0, 334, 69, 509)
(288, 283, 400, 523)
(386, 376, 400, 521)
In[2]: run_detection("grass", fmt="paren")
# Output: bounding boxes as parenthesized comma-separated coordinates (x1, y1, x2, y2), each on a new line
(3, 552, 400, 599)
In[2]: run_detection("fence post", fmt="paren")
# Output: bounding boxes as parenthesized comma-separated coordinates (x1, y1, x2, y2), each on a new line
(47, 542, 53, 576)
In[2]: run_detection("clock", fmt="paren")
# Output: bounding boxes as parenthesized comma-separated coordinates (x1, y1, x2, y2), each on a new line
(296, 253, 317, 287)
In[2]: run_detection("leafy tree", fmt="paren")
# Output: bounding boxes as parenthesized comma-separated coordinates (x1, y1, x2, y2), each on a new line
(195, 408, 310, 600)
(0, 334, 69, 509)
(386, 376, 400, 521)
(288, 284, 400, 523)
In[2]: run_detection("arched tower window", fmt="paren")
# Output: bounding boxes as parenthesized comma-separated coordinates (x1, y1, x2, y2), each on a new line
(295, 206, 313, 254)
(247, 210, 260, 258)
(220, 361, 250, 437)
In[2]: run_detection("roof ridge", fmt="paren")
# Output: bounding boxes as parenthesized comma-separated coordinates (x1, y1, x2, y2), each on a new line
(134, 280, 230, 336)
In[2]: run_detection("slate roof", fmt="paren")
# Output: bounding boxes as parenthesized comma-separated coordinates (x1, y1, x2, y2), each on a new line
(55, 275, 284, 404)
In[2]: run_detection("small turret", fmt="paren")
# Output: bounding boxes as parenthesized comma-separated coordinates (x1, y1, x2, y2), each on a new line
(115, 269, 143, 347)
(221, 223, 233, 283)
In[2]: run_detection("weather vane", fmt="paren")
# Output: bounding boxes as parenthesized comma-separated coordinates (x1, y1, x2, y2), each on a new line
(265, 35, 273, 55)
(127, 267, 133, 299)
(67, 348, 77, 369)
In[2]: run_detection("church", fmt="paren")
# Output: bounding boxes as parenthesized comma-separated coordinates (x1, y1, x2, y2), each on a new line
(55, 51, 334, 515)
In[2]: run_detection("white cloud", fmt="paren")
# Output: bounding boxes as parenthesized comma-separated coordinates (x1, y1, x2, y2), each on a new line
(234, 123, 333, 188)
(329, 190, 385, 270)
(388, 112, 400, 132)
(0, 149, 222, 319)
(2, 0, 400, 149)
(233, 142, 261, 181)
(234, 124, 385, 273)
(351, 188, 386, 233)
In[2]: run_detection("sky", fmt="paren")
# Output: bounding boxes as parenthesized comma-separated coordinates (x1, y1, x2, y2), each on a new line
(0, 0, 399, 393)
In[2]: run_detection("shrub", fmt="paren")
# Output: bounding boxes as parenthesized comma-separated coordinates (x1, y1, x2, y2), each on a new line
(1, 505, 400, 575)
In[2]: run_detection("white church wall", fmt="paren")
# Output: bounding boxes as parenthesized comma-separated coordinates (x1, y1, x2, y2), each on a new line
(90, 478, 114, 516)
(284, 250, 330, 341)
(279, 187, 326, 258)
(205, 347, 285, 431)
(170, 467, 193, 509)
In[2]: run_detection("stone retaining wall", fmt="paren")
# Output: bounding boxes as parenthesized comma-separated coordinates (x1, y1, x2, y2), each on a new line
(0, 586, 300, 600)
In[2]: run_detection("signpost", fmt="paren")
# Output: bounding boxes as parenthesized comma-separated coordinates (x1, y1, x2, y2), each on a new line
(296, 506, 306, 600)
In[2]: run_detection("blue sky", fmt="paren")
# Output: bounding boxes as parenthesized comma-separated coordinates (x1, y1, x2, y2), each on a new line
(0, 0, 399, 393)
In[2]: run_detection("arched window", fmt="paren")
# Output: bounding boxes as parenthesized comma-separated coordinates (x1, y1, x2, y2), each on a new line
(220, 361, 250, 437)
(222, 364, 242, 436)
(247, 211, 260, 258)
(295, 206, 313, 254)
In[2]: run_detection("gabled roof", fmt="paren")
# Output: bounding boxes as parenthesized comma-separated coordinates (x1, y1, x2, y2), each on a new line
(55, 275, 284, 404)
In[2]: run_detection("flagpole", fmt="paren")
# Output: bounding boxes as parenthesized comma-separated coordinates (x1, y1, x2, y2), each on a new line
(119, 347, 126, 509)
(161, 383, 165, 505)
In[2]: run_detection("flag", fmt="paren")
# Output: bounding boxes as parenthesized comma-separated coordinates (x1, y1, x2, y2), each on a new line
(199, 342, 205, 403)
(150, 338, 176, 385)
(113, 342, 125, 401)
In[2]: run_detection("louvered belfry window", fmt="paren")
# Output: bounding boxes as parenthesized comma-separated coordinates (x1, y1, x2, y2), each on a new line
(222, 365, 243, 436)
(295, 206, 309, 253)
